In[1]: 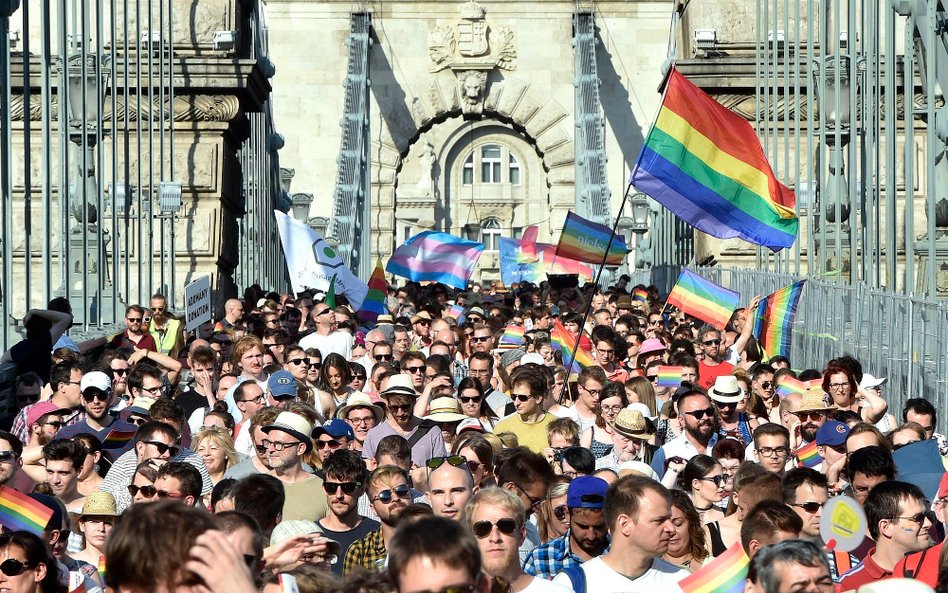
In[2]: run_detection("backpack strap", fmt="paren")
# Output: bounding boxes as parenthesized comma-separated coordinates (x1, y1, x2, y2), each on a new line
(407, 420, 436, 448)
(560, 564, 586, 593)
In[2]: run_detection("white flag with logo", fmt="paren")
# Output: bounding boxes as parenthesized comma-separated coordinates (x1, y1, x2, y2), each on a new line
(274, 210, 368, 309)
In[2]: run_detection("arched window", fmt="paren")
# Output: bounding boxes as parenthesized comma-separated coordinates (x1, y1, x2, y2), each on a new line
(481, 217, 502, 251)
(460, 144, 522, 186)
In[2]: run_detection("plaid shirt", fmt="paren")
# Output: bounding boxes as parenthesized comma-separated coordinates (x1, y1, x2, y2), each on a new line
(522, 531, 586, 580)
(343, 528, 386, 575)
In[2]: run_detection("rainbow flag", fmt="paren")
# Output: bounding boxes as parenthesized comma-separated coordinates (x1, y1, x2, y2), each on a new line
(386, 231, 484, 290)
(795, 440, 822, 468)
(655, 365, 685, 388)
(103, 428, 137, 447)
(0, 486, 54, 536)
(752, 280, 805, 359)
(97, 555, 106, 583)
(498, 238, 594, 285)
(551, 320, 595, 372)
(446, 304, 466, 322)
(499, 325, 525, 348)
(679, 542, 750, 593)
(666, 268, 740, 330)
(632, 287, 649, 302)
(776, 375, 808, 398)
(630, 68, 798, 252)
(519, 225, 539, 262)
(555, 211, 629, 266)
(357, 259, 388, 325)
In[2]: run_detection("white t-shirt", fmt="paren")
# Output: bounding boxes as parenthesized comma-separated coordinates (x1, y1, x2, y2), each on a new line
(552, 556, 688, 593)
(563, 406, 597, 433)
(299, 331, 354, 360)
(522, 576, 573, 593)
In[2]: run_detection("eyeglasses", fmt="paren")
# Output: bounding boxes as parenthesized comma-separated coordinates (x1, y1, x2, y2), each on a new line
(601, 404, 623, 413)
(141, 385, 163, 396)
(323, 481, 361, 495)
(829, 382, 850, 390)
(471, 335, 491, 343)
(262, 439, 300, 452)
(553, 504, 568, 521)
(373, 484, 411, 503)
(794, 411, 825, 421)
(427, 455, 467, 470)
(512, 393, 534, 403)
(127, 484, 158, 498)
(126, 317, 142, 322)
(237, 394, 265, 404)
(579, 385, 602, 397)
(405, 366, 426, 374)
(374, 354, 393, 361)
(316, 439, 342, 449)
(472, 518, 518, 538)
(896, 513, 927, 525)
(143, 441, 181, 457)
(287, 358, 310, 366)
(698, 475, 726, 487)
(684, 407, 715, 420)
(791, 501, 822, 514)
(703, 338, 721, 346)
(512, 482, 543, 509)
(0, 451, 18, 462)
(82, 391, 110, 403)
(756, 446, 790, 457)
(469, 369, 490, 376)
(459, 395, 481, 404)
(348, 416, 375, 425)
(42, 421, 65, 429)
(0, 559, 33, 577)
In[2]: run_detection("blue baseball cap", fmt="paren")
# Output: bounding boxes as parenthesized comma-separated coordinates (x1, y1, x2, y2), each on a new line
(267, 370, 298, 399)
(313, 418, 355, 440)
(815, 420, 850, 447)
(566, 476, 609, 510)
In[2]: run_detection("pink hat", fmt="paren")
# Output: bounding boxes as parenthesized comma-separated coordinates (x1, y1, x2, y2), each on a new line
(26, 402, 70, 428)
(638, 338, 667, 356)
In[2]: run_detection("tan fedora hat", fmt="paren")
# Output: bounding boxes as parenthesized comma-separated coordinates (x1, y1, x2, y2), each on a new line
(612, 409, 650, 441)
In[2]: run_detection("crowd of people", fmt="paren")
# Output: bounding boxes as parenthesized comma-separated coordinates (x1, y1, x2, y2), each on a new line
(0, 279, 946, 593)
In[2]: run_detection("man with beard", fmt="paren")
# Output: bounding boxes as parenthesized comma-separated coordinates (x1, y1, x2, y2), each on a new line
(317, 450, 380, 576)
(147, 293, 184, 357)
(24, 403, 67, 449)
(524, 476, 610, 579)
(468, 488, 570, 593)
(470, 323, 496, 354)
(12, 360, 85, 443)
(552, 475, 687, 591)
(790, 391, 834, 465)
(57, 370, 139, 460)
(650, 389, 718, 477)
(343, 465, 412, 574)
(362, 375, 446, 468)
(109, 304, 158, 351)
(260, 411, 327, 521)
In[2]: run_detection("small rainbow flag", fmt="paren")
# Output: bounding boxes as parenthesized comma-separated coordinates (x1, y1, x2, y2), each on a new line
(499, 325, 525, 348)
(0, 485, 55, 535)
(555, 211, 629, 266)
(752, 280, 805, 359)
(551, 320, 595, 372)
(795, 440, 822, 468)
(655, 365, 685, 388)
(775, 375, 808, 398)
(103, 428, 137, 447)
(666, 268, 741, 330)
(679, 542, 750, 593)
(357, 259, 388, 325)
(446, 304, 466, 321)
(97, 555, 106, 583)
(632, 287, 649, 302)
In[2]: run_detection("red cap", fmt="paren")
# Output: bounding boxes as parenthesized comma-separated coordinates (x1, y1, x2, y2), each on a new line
(26, 402, 70, 428)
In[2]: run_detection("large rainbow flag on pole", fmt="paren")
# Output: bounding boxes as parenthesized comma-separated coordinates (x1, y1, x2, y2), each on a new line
(554, 211, 629, 266)
(752, 280, 805, 359)
(679, 542, 750, 593)
(630, 68, 798, 252)
(666, 268, 741, 330)
(550, 320, 595, 372)
(357, 260, 388, 325)
(386, 231, 484, 290)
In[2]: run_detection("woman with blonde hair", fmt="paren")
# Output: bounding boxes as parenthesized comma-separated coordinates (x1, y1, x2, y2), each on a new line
(535, 477, 571, 543)
(192, 427, 239, 494)
(624, 375, 658, 417)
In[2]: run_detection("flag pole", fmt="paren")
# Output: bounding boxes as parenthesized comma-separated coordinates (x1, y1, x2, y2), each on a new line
(557, 180, 635, 405)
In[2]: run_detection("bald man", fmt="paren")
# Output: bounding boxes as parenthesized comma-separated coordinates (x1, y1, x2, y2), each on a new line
(357, 329, 387, 371)
(215, 299, 244, 331)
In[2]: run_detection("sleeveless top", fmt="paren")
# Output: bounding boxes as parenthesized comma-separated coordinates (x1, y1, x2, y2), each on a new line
(590, 439, 613, 459)
(717, 412, 754, 444)
(706, 521, 729, 557)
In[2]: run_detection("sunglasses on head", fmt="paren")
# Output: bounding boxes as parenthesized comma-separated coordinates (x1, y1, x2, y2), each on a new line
(471, 518, 518, 538)
(0, 559, 33, 577)
(323, 481, 361, 495)
(127, 484, 158, 498)
(426, 455, 467, 470)
(684, 407, 715, 420)
(373, 484, 410, 503)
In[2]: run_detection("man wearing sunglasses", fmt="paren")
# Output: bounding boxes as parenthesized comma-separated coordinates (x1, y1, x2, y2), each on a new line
(649, 389, 718, 478)
(313, 419, 355, 468)
(426, 455, 474, 521)
(23, 403, 68, 451)
(299, 303, 354, 360)
(750, 364, 778, 422)
(317, 450, 379, 576)
(147, 293, 184, 357)
(0, 429, 22, 490)
(893, 473, 948, 586)
(839, 481, 933, 591)
(525, 476, 610, 581)
(57, 370, 139, 461)
(109, 304, 158, 351)
(695, 327, 733, 391)
(11, 360, 85, 445)
(261, 411, 328, 522)
(344, 465, 412, 575)
(362, 375, 447, 469)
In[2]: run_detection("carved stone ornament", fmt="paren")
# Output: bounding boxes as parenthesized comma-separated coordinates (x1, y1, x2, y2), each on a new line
(428, 1, 517, 115)
(8, 94, 240, 123)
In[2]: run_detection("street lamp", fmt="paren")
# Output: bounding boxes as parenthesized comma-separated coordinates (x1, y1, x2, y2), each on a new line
(628, 193, 653, 269)
(290, 192, 314, 223)
(463, 222, 481, 242)
(813, 54, 853, 225)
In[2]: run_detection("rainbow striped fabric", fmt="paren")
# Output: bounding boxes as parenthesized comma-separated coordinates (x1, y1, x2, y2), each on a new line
(753, 280, 805, 359)
(666, 268, 741, 330)
(386, 231, 484, 290)
(656, 365, 685, 388)
(632, 287, 649, 302)
(0, 486, 55, 535)
(445, 304, 466, 322)
(498, 238, 594, 285)
(97, 555, 107, 583)
(776, 375, 809, 398)
(630, 68, 799, 252)
(357, 259, 388, 325)
(555, 211, 629, 266)
(103, 428, 137, 447)
(551, 320, 595, 372)
(795, 440, 822, 468)
(679, 542, 750, 593)
(499, 325, 525, 348)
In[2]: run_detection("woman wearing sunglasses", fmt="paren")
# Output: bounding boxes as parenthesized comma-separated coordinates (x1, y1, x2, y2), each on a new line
(456, 378, 498, 432)
(679, 454, 726, 524)
(535, 477, 571, 543)
(0, 531, 61, 593)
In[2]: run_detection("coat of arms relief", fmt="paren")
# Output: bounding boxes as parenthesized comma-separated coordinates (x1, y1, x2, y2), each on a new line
(428, 1, 518, 115)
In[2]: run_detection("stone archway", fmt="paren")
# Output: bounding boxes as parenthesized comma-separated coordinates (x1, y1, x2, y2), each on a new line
(369, 75, 576, 260)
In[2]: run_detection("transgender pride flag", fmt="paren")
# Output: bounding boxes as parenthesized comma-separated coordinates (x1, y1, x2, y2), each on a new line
(386, 231, 484, 289)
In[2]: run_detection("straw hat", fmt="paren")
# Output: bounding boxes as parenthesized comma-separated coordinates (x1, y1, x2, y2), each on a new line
(611, 409, 650, 441)
(796, 390, 835, 414)
(708, 376, 744, 404)
(336, 392, 384, 424)
(262, 411, 314, 453)
(424, 397, 467, 423)
(80, 491, 119, 518)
